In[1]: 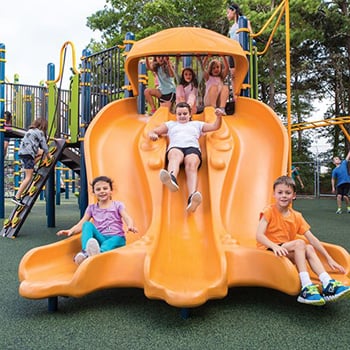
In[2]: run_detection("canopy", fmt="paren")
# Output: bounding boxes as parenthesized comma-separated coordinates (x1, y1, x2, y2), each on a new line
(125, 27, 249, 96)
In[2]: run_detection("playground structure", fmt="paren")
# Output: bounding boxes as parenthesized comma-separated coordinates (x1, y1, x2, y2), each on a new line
(0, 40, 125, 236)
(17, 27, 350, 311)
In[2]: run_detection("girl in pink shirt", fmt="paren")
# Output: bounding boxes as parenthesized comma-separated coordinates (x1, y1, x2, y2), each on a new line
(176, 67, 198, 114)
(202, 56, 230, 114)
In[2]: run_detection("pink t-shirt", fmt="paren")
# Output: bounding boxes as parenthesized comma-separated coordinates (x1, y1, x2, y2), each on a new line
(176, 84, 198, 113)
(86, 201, 125, 237)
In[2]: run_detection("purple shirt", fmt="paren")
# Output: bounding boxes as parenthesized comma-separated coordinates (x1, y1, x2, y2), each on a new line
(85, 201, 125, 237)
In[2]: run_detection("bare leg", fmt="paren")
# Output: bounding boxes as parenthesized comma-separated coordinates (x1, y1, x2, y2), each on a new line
(336, 194, 342, 209)
(16, 168, 34, 199)
(184, 154, 200, 195)
(4, 141, 9, 157)
(144, 88, 161, 111)
(219, 85, 229, 108)
(283, 239, 326, 275)
(167, 148, 184, 178)
(160, 100, 172, 110)
(305, 244, 327, 276)
(283, 239, 308, 272)
(204, 85, 219, 107)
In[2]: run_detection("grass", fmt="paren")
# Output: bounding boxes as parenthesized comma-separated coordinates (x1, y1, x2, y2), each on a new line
(0, 197, 350, 350)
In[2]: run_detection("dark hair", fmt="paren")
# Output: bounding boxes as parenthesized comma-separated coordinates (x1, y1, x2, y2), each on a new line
(152, 56, 171, 77)
(229, 3, 243, 16)
(273, 176, 296, 192)
(179, 68, 198, 89)
(29, 118, 48, 135)
(4, 111, 12, 123)
(91, 176, 113, 191)
(175, 102, 192, 115)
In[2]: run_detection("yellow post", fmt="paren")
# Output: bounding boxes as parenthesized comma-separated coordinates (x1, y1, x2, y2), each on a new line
(285, 0, 292, 176)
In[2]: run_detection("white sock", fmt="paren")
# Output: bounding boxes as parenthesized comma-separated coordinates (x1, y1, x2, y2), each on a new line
(319, 272, 332, 288)
(299, 271, 312, 288)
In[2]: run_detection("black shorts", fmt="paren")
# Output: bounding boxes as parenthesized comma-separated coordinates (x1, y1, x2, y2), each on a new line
(336, 183, 350, 197)
(159, 92, 176, 103)
(167, 147, 202, 168)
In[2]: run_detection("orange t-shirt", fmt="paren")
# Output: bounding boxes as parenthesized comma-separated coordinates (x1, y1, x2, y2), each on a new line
(257, 204, 310, 249)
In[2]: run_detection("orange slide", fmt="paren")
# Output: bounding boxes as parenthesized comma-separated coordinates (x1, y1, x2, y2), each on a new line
(18, 96, 350, 308)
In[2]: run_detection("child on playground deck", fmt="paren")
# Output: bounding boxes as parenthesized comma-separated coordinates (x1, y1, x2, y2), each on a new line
(11, 118, 52, 206)
(57, 176, 138, 265)
(176, 67, 198, 114)
(148, 102, 224, 212)
(202, 56, 230, 114)
(256, 175, 350, 306)
(144, 56, 176, 114)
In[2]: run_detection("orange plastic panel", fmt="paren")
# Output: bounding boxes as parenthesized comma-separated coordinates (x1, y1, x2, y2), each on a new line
(18, 27, 350, 307)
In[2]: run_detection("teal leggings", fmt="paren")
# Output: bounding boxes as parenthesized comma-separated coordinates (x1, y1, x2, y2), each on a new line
(81, 221, 126, 253)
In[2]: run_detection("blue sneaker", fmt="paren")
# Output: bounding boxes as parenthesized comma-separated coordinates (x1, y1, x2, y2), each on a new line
(297, 284, 325, 306)
(322, 280, 350, 302)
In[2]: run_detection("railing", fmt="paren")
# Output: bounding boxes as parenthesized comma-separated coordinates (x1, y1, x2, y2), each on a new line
(80, 45, 124, 125)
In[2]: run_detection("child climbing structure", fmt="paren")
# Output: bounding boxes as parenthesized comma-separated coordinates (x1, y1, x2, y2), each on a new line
(18, 28, 350, 310)
(2, 139, 66, 238)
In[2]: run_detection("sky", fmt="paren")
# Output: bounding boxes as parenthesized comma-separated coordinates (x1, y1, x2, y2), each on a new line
(1, 0, 107, 88)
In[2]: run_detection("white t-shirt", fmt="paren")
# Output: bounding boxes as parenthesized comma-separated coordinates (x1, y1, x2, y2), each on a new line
(228, 22, 239, 42)
(165, 120, 205, 150)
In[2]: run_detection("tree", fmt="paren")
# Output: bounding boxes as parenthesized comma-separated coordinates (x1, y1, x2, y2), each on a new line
(86, 0, 350, 174)
(87, 0, 229, 47)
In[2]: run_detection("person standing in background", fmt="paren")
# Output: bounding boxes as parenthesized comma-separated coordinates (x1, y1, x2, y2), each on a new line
(291, 165, 304, 190)
(226, 3, 253, 75)
(331, 150, 350, 214)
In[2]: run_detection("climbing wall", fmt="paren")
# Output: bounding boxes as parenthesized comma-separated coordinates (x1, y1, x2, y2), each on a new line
(1, 139, 66, 238)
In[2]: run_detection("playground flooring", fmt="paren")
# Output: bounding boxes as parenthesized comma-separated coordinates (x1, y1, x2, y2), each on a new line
(0, 197, 350, 350)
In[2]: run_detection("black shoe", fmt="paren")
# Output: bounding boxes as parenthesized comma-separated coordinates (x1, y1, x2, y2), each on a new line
(160, 169, 179, 192)
(186, 191, 202, 212)
(11, 196, 24, 206)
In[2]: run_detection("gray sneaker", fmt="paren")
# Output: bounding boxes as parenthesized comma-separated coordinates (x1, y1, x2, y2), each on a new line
(74, 251, 88, 265)
(186, 191, 202, 212)
(160, 169, 179, 192)
(86, 238, 100, 257)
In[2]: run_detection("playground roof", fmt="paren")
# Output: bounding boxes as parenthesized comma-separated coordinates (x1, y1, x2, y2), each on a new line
(125, 27, 249, 96)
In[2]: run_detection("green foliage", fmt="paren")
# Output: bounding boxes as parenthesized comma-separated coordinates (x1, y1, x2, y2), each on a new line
(87, 0, 229, 47)
(85, 0, 350, 167)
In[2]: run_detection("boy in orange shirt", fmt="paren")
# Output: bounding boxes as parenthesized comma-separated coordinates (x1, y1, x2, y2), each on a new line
(256, 175, 350, 306)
